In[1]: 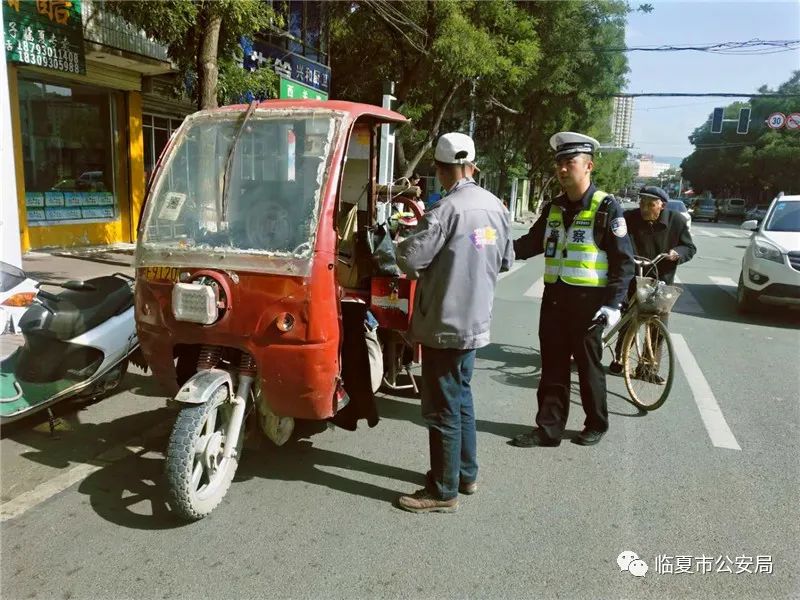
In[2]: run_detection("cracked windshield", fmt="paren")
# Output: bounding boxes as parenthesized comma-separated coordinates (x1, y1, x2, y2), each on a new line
(1, 1, 798, 600)
(142, 112, 335, 258)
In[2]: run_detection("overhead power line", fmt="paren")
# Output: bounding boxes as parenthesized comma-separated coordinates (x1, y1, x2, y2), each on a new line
(596, 93, 800, 98)
(574, 38, 800, 54)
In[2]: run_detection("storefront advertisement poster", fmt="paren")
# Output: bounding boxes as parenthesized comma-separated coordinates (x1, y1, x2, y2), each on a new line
(44, 191, 64, 206)
(64, 192, 82, 207)
(27, 209, 46, 221)
(25, 192, 45, 207)
(81, 206, 114, 219)
(3, 0, 85, 74)
(45, 207, 82, 220)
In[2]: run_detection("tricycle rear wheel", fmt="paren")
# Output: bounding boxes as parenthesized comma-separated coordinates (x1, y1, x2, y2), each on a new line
(165, 384, 244, 521)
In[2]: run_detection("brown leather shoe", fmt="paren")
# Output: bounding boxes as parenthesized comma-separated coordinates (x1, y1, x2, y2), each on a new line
(398, 489, 458, 513)
(459, 481, 478, 495)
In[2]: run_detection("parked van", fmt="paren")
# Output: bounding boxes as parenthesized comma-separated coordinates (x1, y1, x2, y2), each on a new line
(720, 198, 746, 218)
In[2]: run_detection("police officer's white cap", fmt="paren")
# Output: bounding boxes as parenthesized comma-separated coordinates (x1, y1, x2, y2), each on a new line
(550, 132, 599, 160)
(435, 132, 476, 165)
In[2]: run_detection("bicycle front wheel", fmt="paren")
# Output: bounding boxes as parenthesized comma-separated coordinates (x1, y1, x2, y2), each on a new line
(621, 316, 674, 411)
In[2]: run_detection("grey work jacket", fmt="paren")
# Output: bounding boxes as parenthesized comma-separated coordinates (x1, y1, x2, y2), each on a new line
(396, 178, 513, 349)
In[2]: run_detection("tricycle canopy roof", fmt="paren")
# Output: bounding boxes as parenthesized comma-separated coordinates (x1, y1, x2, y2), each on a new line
(210, 99, 408, 125)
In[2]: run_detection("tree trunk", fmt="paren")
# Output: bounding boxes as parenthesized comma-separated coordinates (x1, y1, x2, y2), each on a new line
(402, 81, 463, 177)
(198, 10, 222, 109)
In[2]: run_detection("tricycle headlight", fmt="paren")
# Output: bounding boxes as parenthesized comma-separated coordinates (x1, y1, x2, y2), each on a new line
(172, 282, 218, 324)
(752, 237, 783, 264)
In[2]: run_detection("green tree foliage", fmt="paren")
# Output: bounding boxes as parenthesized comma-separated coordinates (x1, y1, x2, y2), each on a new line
(681, 71, 800, 201)
(104, 0, 279, 109)
(593, 149, 635, 195)
(475, 0, 631, 204)
(329, 0, 540, 177)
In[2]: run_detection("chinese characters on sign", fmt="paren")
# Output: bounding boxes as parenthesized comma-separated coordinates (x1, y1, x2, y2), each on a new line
(654, 555, 773, 575)
(3, 0, 85, 74)
(241, 38, 330, 95)
(280, 77, 327, 101)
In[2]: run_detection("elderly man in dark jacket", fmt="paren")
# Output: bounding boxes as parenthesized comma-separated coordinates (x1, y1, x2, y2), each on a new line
(624, 186, 696, 285)
(608, 185, 696, 375)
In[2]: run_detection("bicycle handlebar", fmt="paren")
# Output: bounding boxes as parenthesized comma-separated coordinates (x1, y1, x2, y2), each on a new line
(633, 253, 671, 278)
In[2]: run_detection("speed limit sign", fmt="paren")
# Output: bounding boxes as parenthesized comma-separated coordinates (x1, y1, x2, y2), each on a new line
(767, 112, 786, 129)
(786, 113, 800, 130)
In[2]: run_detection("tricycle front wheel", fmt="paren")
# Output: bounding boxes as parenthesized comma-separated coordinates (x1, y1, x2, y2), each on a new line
(165, 384, 244, 521)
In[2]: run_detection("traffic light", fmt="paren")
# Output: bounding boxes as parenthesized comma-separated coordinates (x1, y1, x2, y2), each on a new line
(737, 107, 751, 134)
(711, 107, 724, 133)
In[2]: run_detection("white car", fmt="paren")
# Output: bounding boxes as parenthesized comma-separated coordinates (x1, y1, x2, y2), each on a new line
(737, 194, 800, 312)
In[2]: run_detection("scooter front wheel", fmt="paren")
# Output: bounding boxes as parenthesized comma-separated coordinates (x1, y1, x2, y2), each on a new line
(164, 384, 244, 521)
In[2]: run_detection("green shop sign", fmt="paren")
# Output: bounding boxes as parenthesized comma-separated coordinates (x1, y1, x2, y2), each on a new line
(280, 77, 328, 101)
(3, 0, 85, 74)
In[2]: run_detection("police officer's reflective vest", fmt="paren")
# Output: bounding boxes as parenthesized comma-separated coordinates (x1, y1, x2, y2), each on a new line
(543, 191, 608, 287)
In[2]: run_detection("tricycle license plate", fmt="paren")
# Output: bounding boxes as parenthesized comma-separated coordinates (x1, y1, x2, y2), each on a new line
(143, 266, 181, 282)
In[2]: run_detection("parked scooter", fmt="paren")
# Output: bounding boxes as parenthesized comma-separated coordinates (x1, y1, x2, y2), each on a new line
(0, 261, 39, 335)
(0, 273, 141, 431)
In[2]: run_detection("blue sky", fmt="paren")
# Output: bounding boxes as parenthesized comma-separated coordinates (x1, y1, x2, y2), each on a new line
(625, 0, 800, 159)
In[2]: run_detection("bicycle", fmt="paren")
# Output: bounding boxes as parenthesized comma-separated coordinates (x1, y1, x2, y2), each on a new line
(592, 254, 683, 411)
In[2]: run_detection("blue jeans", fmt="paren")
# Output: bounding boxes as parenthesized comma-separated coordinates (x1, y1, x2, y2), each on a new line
(420, 346, 478, 501)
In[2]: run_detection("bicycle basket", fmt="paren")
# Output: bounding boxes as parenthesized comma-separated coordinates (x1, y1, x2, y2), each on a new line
(634, 276, 683, 315)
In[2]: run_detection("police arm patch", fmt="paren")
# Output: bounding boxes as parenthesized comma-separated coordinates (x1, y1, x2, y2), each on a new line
(611, 217, 628, 237)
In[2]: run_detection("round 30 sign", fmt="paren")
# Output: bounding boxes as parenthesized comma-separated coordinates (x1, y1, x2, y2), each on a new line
(767, 113, 786, 129)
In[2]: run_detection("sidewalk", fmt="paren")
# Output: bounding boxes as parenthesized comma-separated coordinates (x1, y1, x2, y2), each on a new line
(22, 243, 135, 282)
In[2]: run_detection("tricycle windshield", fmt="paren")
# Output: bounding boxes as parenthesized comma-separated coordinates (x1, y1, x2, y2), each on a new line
(137, 109, 340, 275)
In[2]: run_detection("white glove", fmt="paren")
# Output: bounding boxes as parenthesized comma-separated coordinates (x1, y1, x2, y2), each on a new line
(593, 306, 621, 329)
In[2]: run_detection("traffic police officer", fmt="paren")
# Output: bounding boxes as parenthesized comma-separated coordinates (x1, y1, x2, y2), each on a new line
(512, 132, 635, 447)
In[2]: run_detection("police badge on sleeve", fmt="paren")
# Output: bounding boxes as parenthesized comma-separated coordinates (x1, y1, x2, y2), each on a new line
(611, 217, 628, 237)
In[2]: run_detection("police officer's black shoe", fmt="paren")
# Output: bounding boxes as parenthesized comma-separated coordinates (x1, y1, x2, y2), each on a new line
(608, 361, 623, 375)
(512, 429, 561, 447)
(574, 428, 605, 446)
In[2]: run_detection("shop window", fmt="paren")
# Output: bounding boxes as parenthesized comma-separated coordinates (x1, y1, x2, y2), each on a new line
(18, 78, 120, 226)
(143, 113, 182, 185)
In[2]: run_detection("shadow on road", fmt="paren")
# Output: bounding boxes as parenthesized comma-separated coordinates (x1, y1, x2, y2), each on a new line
(77, 429, 425, 530)
(475, 343, 542, 389)
(673, 283, 800, 329)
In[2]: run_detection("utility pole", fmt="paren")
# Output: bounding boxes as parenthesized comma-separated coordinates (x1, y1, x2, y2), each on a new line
(378, 80, 396, 186)
(468, 79, 477, 138)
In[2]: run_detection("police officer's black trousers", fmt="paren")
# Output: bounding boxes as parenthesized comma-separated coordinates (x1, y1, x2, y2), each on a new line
(535, 284, 609, 440)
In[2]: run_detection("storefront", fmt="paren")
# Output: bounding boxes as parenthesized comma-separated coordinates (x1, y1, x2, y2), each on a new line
(3, 0, 182, 252)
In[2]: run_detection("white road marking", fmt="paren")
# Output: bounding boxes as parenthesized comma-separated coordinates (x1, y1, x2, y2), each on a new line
(672, 334, 741, 451)
(523, 277, 545, 299)
(709, 275, 737, 297)
(0, 463, 103, 522)
(696, 230, 719, 237)
(497, 262, 524, 281)
(0, 420, 171, 522)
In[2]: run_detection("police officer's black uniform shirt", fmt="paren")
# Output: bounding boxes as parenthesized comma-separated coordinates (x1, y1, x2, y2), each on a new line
(623, 207, 696, 285)
(514, 184, 635, 308)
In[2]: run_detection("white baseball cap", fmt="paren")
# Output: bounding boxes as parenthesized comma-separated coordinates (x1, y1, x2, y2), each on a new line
(434, 132, 476, 165)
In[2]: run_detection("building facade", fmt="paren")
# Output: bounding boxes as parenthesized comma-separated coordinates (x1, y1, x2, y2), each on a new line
(3, 0, 329, 255)
(611, 96, 633, 149)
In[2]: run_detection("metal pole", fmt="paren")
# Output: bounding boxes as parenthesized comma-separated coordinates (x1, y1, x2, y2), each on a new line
(378, 80, 396, 186)
(468, 79, 476, 138)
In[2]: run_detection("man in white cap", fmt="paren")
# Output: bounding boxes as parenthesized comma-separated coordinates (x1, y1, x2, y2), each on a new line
(395, 132, 513, 513)
(512, 132, 635, 447)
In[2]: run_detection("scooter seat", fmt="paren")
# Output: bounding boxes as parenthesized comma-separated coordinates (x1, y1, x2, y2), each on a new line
(20, 276, 133, 341)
